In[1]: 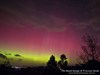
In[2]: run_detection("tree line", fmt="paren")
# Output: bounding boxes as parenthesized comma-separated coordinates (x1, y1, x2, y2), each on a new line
(47, 35, 100, 70)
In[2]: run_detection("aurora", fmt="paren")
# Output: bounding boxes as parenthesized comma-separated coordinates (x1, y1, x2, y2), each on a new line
(0, 0, 100, 67)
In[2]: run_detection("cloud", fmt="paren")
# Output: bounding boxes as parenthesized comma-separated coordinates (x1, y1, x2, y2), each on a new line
(15, 54, 21, 57)
(0, 0, 100, 33)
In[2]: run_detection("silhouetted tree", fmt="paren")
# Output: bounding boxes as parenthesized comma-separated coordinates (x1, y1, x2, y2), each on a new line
(58, 54, 68, 70)
(79, 35, 100, 63)
(47, 55, 57, 69)
(0, 53, 7, 59)
(0, 53, 10, 66)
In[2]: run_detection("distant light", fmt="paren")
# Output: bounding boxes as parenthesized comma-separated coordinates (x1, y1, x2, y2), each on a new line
(12, 66, 20, 69)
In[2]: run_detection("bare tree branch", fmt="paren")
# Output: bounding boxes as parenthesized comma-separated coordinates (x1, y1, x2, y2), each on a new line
(79, 35, 100, 63)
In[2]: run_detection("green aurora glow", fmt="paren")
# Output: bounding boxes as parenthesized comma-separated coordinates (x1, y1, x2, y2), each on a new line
(0, 47, 70, 67)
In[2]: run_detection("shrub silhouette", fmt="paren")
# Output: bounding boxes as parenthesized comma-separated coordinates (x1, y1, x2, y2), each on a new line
(58, 54, 68, 70)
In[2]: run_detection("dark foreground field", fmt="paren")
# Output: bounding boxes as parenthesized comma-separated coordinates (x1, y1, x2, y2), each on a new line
(0, 64, 100, 75)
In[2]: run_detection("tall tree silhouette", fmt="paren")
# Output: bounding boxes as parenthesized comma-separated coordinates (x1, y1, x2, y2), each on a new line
(47, 55, 57, 69)
(58, 54, 68, 70)
(79, 35, 100, 63)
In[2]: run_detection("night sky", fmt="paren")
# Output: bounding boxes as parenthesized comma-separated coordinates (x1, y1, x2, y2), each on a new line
(0, 0, 100, 67)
